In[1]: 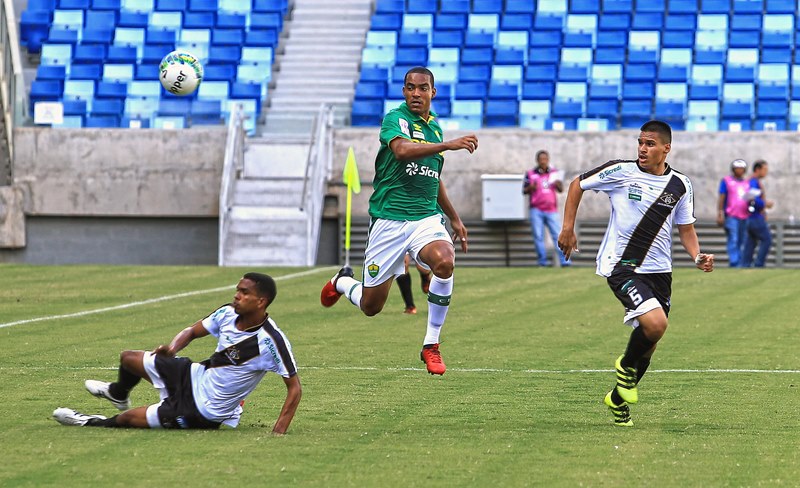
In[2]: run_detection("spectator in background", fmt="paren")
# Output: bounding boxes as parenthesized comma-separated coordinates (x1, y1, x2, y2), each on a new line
(742, 160, 774, 268)
(717, 159, 751, 267)
(523, 150, 569, 267)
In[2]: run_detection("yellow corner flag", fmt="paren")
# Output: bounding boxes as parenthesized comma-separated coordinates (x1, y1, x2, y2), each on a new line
(343, 146, 361, 194)
(342, 147, 361, 264)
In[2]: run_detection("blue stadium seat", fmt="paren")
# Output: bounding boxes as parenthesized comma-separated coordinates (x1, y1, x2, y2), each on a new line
(47, 28, 79, 47)
(461, 47, 493, 65)
(211, 28, 245, 47)
(117, 11, 148, 27)
(250, 12, 282, 31)
(662, 30, 694, 48)
(124, 97, 159, 118)
(128, 80, 161, 98)
(624, 63, 657, 81)
(521, 81, 554, 100)
(484, 100, 518, 127)
(103, 63, 135, 83)
(403, 13, 433, 34)
(20, 10, 51, 53)
(184, 13, 214, 30)
(36, 65, 67, 82)
(91, 98, 124, 116)
(96, 81, 128, 100)
(700, 0, 730, 13)
(354, 81, 387, 100)
(488, 83, 519, 99)
(29, 81, 63, 110)
(92, 0, 120, 8)
(594, 47, 625, 63)
(765, 0, 795, 13)
(351, 100, 384, 126)
(733, 0, 763, 13)
(371, 13, 402, 31)
(528, 47, 560, 64)
(85, 115, 120, 127)
(494, 48, 525, 65)
(665, 14, 696, 31)
(399, 31, 429, 48)
(191, 100, 222, 124)
(80, 28, 114, 45)
(720, 118, 752, 131)
(459, 65, 491, 82)
(251, 0, 285, 12)
(158, 97, 191, 116)
(632, 13, 663, 30)
(586, 99, 618, 118)
(525, 64, 557, 81)
(395, 47, 427, 65)
(244, 30, 278, 47)
(205, 64, 237, 82)
(434, 13, 467, 31)
(501, 13, 533, 30)
(439, 0, 468, 13)
(519, 100, 551, 128)
(622, 81, 655, 99)
(454, 82, 488, 100)
(63, 80, 96, 109)
(728, 30, 760, 48)
(150, 11, 182, 31)
(407, 0, 436, 13)
(375, 0, 403, 13)
(134, 64, 159, 80)
(72, 44, 106, 64)
(534, 13, 564, 30)
(570, 0, 600, 13)
(70, 64, 102, 80)
(156, 0, 185, 8)
(106, 46, 137, 63)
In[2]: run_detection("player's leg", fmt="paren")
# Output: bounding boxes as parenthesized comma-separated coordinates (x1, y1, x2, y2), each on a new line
(321, 218, 404, 316)
(397, 255, 416, 314)
(415, 226, 456, 375)
(85, 349, 153, 411)
(606, 271, 671, 406)
(530, 208, 548, 266)
(741, 223, 756, 268)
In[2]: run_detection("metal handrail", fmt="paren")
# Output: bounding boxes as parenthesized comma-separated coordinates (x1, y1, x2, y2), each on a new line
(300, 103, 334, 265)
(0, 0, 26, 179)
(218, 103, 246, 266)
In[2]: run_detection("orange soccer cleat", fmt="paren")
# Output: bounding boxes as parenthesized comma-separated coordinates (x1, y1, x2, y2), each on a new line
(420, 343, 446, 375)
(320, 266, 354, 307)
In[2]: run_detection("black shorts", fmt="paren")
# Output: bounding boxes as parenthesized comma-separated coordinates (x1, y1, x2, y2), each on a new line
(152, 355, 221, 430)
(606, 267, 672, 318)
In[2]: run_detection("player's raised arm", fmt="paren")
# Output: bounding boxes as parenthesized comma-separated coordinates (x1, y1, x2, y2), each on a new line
(152, 319, 209, 357)
(272, 374, 302, 435)
(389, 134, 478, 161)
(557, 177, 585, 261)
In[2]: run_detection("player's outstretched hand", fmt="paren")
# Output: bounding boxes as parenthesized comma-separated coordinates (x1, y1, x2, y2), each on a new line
(451, 220, 469, 253)
(695, 253, 714, 272)
(446, 135, 478, 153)
(557, 228, 579, 261)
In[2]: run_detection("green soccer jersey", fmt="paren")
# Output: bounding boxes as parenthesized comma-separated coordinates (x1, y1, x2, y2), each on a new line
(369, 102, 445, 221)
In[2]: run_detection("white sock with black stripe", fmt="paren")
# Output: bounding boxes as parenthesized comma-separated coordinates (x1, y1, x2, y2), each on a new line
(424, 274, 453, 345)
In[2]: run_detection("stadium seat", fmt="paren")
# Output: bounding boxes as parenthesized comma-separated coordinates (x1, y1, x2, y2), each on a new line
(70, 64, 102, 81)
(96, 82, 128, 100)
(521, 81, 555, 100)
(484, 100, 518, 126)
(153, 115, 186, 128)
(351, 100, 384, 126)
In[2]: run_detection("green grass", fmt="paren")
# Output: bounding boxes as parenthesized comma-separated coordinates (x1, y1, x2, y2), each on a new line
(2, 264, 800, 487)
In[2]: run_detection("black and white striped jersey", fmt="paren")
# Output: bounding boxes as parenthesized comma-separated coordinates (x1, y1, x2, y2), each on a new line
(580, 160, 696, 277)
(189, 305, 297, 427)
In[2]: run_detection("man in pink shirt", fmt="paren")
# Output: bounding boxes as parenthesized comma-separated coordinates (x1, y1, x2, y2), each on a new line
(523, 150, 569, 267)
(717, 159, 751, 267)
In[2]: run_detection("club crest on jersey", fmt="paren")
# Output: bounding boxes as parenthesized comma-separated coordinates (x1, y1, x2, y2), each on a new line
(659, 192, 677, 207)
(628, 183, 642, 201)
(399, 118, 410, 137)
(367, 262, 380, 278)
(225, 347, 240, 362)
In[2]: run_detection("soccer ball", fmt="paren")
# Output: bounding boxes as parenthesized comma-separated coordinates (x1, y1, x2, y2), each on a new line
(159, 51, 203, 96)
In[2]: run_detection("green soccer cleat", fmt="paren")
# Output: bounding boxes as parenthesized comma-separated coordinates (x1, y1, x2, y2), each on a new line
(604, 391, 633, 427)
(614, 355, 638, 404)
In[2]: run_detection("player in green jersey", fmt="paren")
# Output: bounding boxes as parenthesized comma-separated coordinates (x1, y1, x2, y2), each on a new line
(321, 66, 478, 375)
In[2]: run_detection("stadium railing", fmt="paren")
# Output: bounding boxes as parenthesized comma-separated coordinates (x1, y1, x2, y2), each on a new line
(300, 103, 334, 266)
(218, 102, 245, 266)
(0, 0, 26, 181)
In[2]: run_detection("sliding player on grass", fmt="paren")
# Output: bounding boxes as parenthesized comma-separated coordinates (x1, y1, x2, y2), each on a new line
(558, 121, 714, 426)
(53, 273, 301, 434)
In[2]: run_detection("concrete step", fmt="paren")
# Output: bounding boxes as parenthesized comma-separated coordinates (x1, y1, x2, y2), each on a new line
(243, 143, 309, 177)
(291, 11, 370, 22)
(230, 205, 307, 222)
(277, 59, 360, 71)
(284, 44, 363, 56)
(289, 27, 367, 38)
(288, 19, 368, 29)
(270, 97, 352, 109)
(233, 179, 305, 207)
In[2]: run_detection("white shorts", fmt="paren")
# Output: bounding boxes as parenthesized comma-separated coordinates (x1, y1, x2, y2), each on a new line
(363, 214, 453, 287)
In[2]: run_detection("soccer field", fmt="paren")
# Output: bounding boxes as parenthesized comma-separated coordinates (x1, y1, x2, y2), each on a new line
(2, 264, 799, 487)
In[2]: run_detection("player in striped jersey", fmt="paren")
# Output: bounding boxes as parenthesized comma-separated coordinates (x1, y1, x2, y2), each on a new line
(53, 273, 302, 434)
(558, 121, 714, 426)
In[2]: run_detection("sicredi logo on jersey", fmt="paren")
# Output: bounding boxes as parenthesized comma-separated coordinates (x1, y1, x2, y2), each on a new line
(405, 162, 439, 179)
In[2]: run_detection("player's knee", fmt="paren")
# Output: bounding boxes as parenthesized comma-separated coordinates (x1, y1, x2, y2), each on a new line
(361, 302, 384, 316)
(431, 259, 454, 278)
(644, 320, 668, 341)
(120, 350, 141, 369)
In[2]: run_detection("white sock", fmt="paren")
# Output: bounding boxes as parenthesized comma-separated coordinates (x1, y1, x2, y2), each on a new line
(424, 274, 453, 345)
(336, 276, 362, 308)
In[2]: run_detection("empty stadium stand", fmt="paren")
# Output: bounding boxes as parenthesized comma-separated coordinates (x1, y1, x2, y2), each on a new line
(20, 0, 287, 131)
(354, 0, 800, 132)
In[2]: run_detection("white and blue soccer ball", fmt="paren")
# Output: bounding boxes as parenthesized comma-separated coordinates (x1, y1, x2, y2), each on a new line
(159, 51, 203, 96)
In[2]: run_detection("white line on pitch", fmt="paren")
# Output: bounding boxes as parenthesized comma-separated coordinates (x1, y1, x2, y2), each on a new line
(5, 365, 800, 374)
(0, 267, 335, 330)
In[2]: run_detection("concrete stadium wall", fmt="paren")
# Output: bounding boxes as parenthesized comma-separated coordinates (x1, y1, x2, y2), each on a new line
(13, 127, 226, 216)
(331, 128, 800, 221)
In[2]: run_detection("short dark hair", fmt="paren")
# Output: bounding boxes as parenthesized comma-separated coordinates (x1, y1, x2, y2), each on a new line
(535, 150, 548, 162)
(242, 272, 277, 305)
(404, 66, 435, 87)
(753, 159, 768, 171)
(640, 120, 672, 144)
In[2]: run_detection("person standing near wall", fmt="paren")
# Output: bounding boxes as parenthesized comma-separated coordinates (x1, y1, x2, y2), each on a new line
(523, 150, 569, 267)
(717, 159, 751, 267)
(741, 160, 774, 268)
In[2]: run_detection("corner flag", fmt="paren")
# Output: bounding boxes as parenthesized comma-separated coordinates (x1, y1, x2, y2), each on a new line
(343, 147, 361, 266)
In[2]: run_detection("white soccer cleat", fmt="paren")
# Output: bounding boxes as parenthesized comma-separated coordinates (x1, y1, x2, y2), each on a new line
(52, 407, 107, 426)
(85, 380, 131, 411)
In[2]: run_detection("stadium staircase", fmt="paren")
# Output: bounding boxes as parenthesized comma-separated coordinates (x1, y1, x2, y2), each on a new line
(262, 0, 372, 133)
(221, 0, 373, 265)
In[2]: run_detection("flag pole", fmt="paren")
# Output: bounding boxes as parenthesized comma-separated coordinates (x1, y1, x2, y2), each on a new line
(342, 146, 361, 268)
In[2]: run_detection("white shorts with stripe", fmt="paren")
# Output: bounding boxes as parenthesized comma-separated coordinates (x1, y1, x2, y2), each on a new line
(362, 214, 453, 287)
